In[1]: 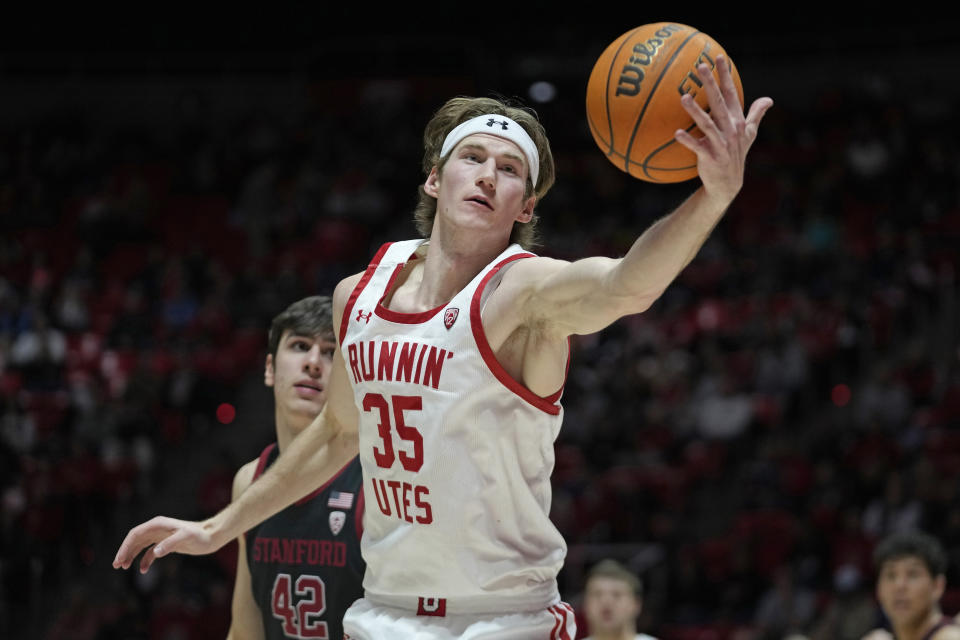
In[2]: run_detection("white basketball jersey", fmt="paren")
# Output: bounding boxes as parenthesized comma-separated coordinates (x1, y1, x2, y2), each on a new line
(339, 239, 567, 616)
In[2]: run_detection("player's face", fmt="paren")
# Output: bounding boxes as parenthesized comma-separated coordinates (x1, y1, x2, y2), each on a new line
(583, 576, 641, 635)
(265, 330, 336, 427)
(876, 556, 945, 629)
(425, 133, 536, 239)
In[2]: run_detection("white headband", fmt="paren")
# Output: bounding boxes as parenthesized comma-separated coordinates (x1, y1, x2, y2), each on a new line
(439, 114, 540, 188)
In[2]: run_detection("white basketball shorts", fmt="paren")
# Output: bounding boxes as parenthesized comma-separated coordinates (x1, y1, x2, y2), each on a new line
(342, 597, 576, 640)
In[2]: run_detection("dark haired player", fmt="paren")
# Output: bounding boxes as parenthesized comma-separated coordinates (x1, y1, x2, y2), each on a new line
(861, 530, 960, 640)
(226, 296, 364, 640)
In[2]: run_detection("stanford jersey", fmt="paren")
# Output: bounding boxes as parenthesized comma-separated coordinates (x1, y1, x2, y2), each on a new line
(339, 240, 568, 616)
(246, 444, 365, 640)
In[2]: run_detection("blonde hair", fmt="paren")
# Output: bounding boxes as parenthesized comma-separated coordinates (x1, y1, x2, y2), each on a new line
(413, 96, 556, 250)
(587, 559, 643, 596)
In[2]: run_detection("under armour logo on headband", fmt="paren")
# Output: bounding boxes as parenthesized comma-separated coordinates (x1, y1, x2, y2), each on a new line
(440, 113, 541, 187)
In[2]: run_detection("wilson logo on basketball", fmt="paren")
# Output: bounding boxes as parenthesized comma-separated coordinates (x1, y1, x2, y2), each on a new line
(443, 307, 459, 329)
(614, 24, 683, 97)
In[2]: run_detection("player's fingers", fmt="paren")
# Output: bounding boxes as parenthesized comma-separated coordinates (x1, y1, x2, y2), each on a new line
(113, 518, 168, 569)
(674, 128, 708, 156)
(113, 516, 180, 569)
(151, 526, 193, 559)
(743, 97, 774, 147)
(139, 545, 159, 573)
(716, 56, 742, 117)
(680, 93, 722, 152)
(697, 62, 733, 134)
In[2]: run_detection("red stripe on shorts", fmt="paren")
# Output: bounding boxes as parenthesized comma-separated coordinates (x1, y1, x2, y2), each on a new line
(549, 606, 562, 639)
(552, 604, 573, 640)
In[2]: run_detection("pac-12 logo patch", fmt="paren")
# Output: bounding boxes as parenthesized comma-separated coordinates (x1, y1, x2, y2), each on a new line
(417, 597, 447, 617)
(329, 510, 346, 536)
(443, 307, 459, 330)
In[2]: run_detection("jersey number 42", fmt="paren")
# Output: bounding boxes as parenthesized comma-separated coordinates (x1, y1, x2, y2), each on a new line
(272, 573, 328, 639)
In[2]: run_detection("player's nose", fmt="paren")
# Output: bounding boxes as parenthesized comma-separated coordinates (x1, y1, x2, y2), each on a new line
(476, 159, 496, 189)
(304, 345, 324, 375)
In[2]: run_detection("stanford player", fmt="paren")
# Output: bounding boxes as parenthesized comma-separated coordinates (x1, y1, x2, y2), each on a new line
(115, 55, 771, 639)
(226, 296, 364, 640)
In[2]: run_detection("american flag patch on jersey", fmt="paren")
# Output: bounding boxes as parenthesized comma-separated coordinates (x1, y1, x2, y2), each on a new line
(327, 491, 354, 509)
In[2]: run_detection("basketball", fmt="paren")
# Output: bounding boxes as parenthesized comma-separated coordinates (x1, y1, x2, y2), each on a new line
(586, 23, 744, 183)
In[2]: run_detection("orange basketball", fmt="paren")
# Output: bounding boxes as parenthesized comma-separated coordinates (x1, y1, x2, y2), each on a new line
(586, 23, 744, 183)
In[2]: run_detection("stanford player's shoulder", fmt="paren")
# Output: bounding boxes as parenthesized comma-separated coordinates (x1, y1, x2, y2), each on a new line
(231, 457, 260, 502)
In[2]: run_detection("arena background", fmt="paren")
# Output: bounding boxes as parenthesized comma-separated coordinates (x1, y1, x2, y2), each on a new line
(1, 9, 958, 640)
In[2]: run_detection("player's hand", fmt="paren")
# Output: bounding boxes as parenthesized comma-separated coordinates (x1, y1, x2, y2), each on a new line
(675, 54, 773, 207)
(860, 630, 894, 640)
(112, 515, 220, 573)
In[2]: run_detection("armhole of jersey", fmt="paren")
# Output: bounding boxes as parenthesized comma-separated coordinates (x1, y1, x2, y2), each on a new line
(252, 443, 277, 481)
(245, 443, 277, 541)
(469, 253, 565, 416)
(339, 242, 393, 346)
(543, 339, 571, 404)
(354, 486, 364, 542)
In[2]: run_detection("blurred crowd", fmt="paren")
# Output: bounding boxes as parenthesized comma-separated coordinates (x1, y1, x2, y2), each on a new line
(2, 40, 959, 640)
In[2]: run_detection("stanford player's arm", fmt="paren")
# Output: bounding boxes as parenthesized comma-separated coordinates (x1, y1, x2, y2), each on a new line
(226, 460, 265, 640)
(497, 55, 771, 342)
(113, 276, 362, 573)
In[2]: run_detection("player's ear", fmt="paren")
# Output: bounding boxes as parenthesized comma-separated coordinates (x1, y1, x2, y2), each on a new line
(264, 354, 275, 387)
(516, 195, 536, 223)
(934, 574, 946, 600)
(424, 167, 440, 198)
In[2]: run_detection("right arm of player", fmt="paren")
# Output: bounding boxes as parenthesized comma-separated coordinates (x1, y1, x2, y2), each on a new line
(113, 275, 363, 573)
(226, 461, 265, 640)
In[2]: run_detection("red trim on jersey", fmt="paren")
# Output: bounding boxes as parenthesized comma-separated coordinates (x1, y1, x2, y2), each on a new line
(294, 455, 361, 506)
(252, 443, 277, 481)
(339, 242, 393, 346)
(354, 486, 365, 542)
(470, 254, 564, 415)
(245, 443, 278, 542)
(374, 254, 447, 324)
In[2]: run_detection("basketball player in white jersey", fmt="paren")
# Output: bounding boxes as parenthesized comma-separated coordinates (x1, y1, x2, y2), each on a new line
(114, 55, 772, 639)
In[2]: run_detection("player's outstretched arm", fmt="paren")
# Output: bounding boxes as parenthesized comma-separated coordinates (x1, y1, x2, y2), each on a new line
(225, 461, 265, 640)
(114, 277, 362, 574)
(503, 55, 773, 340)
(113, 396, 354, 572)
